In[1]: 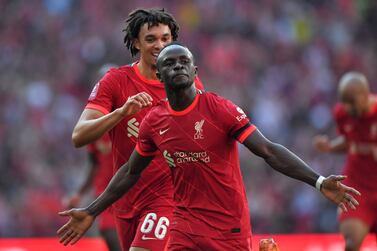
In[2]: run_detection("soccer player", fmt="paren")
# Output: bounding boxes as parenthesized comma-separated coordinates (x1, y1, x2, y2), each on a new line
(68, 9, 203, 251)
(58, 44, 360, 250)
(64, 133, 121, 251)
(313, 72, 377, 251)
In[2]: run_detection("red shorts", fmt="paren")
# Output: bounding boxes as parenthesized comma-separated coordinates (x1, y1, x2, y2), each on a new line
(338, 181, 377, 231)
(114, 207, 173, 251)
(167, 229, 252, 251)
(98, 207, 116, 231)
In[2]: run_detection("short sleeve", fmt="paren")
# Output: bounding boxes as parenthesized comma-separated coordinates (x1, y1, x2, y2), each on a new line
(216, 97, 256, 143)
(85, 70, 120, 115)
(136, 115, 159, 156)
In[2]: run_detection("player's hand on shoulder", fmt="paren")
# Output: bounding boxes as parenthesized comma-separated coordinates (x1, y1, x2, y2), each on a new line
(119, 92, 153, 117)
(313, 135, 330, 152)
(320, 175, 361, 212)
(57, 208, 94, 246)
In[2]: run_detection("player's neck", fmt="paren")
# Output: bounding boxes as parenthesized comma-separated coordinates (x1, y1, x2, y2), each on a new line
(136, 61, 158, 81)
(167, 86, 197, 111)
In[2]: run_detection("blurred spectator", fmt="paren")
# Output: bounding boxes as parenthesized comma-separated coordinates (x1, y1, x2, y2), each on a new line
(0, 0, 376, 236)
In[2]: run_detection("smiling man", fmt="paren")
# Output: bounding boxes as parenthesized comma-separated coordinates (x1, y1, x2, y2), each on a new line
(59, 43, 360, 250)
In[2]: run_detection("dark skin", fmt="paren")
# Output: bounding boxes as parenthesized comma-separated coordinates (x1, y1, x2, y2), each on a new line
(57, 45, 361, 246)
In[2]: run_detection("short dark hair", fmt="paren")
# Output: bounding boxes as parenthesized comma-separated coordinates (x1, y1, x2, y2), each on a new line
(123, 8, 180, 57)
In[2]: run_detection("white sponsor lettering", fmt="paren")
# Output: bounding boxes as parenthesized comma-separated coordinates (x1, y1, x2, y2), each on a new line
(174, 151, 210, 163)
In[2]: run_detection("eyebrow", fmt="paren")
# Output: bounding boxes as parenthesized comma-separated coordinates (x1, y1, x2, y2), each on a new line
(144, 33, 171, 39)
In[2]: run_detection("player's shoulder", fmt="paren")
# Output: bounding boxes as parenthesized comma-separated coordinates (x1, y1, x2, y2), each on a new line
(333, 103, 347, 119)
(201, 91, 225, 102)
(144, 99, 169, 120)
(200, 91, 233, 107)
(104, 64, 133, 77)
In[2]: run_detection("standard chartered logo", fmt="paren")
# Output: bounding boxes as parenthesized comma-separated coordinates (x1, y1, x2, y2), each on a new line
(173, 151, 210, 164)
(127, 118, 139, 138)
(163, 150, 176, 168)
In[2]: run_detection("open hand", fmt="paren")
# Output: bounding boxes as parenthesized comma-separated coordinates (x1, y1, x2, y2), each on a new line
(57, 208, 95, 246)
(321, 175, 361, 212)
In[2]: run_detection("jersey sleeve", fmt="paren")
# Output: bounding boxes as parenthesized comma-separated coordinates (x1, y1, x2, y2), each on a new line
(135, 114, 159, 156)
(216, 97, 256, 143)
(85, 70, 121, 114)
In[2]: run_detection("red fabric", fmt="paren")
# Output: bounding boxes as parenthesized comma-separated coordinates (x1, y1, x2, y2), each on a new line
(137, 92, 256, 239)
(88, 134, 113, 195)
(85, 64, 204, 218)
(168, 229, 252, 250)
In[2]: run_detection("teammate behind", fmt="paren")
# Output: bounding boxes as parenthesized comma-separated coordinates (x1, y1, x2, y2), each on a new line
(64, 133, 121, 251)
(68, 9, 203, 251)
(314, 72, 377, 251)
(58, 44, 360, 250)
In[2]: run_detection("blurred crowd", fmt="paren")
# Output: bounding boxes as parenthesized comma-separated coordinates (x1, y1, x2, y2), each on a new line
(1, 0, 376, 237)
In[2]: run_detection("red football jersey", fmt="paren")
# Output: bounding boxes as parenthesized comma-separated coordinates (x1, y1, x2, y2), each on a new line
(334, 97, 377, 190)
(85, 63, 204, 218)
(87, 134, 113, 196)
(136, 91, 256, 239)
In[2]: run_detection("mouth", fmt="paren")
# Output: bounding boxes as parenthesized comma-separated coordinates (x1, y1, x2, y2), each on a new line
(173, 73, 189, 80)
(152, 52, 159, 59)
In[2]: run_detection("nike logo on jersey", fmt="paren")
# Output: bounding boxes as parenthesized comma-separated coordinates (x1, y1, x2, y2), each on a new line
(159, 128, 169, 135)
(141, 235, 157, 240)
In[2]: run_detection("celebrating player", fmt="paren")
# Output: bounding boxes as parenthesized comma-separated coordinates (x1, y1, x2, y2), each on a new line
(58, 44, 360, 250)
(314, 72, 376, 251)
(67, 9, 203, 251)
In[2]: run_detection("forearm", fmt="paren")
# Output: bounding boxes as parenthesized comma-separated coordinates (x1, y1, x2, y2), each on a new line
(72, 109, 124, 147)
(85, 163, 140, 217)
(264, 143, 319, 187)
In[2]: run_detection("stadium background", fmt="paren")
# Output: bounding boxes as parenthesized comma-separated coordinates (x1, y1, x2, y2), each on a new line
(0, 0, 376, 249)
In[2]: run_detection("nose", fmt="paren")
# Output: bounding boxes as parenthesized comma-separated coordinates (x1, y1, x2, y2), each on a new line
(173, 62, 184, 71)
(154, 40, 165, 50)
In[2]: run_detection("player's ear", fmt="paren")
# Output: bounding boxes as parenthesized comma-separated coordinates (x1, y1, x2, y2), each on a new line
(156, 71, 162, 82)
(134, 39, 141, 50)
(194, 66, 198, 76)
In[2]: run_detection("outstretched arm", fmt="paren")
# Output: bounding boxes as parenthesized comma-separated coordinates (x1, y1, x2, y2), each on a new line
(313, 135, 348, 153)
(72, 92, 153, 147)
(57, 150, 154, 246)
(243, 129, 360, 210)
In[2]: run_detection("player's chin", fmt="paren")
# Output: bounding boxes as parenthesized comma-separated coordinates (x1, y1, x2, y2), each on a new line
(171, 81, 192, 90)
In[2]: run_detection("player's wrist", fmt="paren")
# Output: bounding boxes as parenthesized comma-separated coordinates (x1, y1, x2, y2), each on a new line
(85, 205, 99, 217)
(315, 175, 325, 191)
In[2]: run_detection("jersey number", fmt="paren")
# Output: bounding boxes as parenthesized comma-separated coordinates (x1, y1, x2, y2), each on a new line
(140, 213, 170, 239)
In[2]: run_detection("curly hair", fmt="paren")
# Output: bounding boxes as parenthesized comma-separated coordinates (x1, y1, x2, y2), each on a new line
(123, 8, 180, 57)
